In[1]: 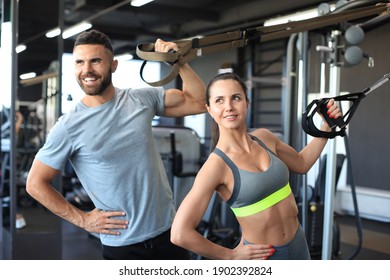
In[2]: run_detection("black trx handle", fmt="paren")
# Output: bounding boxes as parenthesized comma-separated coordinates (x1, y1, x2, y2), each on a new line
(302, 71, 390, 139)
(302, 92, 365, 139)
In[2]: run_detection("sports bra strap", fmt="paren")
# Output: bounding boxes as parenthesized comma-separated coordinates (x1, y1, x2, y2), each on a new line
(213, 148, 241, 206)
(249, 134, 279, 157)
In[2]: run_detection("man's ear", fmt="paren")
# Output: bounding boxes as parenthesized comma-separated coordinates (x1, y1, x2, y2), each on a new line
(111, 59, 118, 73)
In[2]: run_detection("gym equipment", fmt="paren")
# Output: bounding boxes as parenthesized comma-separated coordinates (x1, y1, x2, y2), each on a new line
(302, 71, 390, 139)
(136, 2, 389, 86)
(302, 2, 390, 257)
(1, 107, 41, 224)
(284, 1, 388, 259)
(152, 126, 202, 208)
(298, 154, 346, 259)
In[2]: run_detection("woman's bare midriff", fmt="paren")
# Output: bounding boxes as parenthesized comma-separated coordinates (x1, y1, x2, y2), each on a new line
(237, 193, 300, 246)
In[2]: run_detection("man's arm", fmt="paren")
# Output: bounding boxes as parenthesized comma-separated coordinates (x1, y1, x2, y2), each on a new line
(26, 159, 128, 235)
(153, 39, 207, 117)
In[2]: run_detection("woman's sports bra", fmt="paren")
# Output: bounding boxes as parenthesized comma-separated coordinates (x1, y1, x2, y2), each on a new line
(213, 135, 291, 217)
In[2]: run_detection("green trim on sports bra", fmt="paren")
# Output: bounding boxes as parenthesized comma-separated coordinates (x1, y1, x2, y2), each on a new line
(230, 183, 291, 217)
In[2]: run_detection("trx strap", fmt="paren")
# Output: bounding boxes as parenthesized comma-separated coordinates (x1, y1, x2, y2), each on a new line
(136, 3, 390, 86)
(302, 71, 390, 139)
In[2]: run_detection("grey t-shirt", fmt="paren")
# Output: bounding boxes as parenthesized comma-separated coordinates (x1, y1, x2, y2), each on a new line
(36, 87, 175, 246)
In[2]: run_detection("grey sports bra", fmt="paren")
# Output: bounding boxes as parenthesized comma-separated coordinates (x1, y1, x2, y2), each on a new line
(213, 135, 291, 217)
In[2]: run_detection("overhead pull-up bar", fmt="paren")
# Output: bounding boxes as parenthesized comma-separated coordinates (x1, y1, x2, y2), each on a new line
(136, 3, 390, 86)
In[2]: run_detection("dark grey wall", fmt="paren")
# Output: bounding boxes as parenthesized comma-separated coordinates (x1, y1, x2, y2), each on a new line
(339, 23, 390, 191)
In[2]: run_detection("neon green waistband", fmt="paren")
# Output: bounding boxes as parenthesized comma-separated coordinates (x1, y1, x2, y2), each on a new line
(230, 183, 291, 217)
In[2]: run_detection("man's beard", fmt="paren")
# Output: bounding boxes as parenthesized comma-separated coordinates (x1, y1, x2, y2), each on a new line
(78, 72, 112, 96)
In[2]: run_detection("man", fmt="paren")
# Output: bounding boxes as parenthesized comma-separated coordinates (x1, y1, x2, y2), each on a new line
(26, 29, 206, 260)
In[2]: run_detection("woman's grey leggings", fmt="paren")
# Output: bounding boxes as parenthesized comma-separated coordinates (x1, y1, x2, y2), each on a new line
(245, 225, 311, 260)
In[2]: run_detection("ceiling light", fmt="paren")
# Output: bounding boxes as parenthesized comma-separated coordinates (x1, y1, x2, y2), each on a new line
(114, 53, 134, 61)
(264, 8, 319, 26)
(46, 22, 92, 39)
(263, 4, 336, 27)
(16, 44, 27, 53)
(62, 22, 92, 39)
(131, 0, 154, 7)
(20, 72, 37, 80)
(46, 27, 61, 38)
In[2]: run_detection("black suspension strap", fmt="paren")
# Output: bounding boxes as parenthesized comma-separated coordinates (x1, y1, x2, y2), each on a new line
(302, 71, 390, 139)
(136, 3, 390, 86)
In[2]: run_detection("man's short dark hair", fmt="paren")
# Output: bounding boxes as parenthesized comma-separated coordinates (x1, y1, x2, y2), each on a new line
(74, 29, 114, 54)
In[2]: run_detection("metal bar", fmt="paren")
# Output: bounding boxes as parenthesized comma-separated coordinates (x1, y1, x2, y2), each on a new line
(363, 72, 390, 95)
(258, 3, 389, 41)
(322, 30, 342, 260)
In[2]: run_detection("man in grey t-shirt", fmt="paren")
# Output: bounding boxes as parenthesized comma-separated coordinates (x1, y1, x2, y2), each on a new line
(26, 29, 206, 260)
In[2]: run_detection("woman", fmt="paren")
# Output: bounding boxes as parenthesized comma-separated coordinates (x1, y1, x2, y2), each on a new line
(171, 72, 342, 260)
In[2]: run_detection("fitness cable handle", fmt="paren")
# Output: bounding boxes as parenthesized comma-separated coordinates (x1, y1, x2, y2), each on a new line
(302, 71, 390, 139)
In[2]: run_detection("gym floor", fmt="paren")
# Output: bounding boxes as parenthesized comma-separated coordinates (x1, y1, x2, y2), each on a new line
(2, 207, 388, 260)
(334, 214, 390, 260)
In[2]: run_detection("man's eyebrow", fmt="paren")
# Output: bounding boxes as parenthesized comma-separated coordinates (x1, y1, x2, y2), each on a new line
(74, 57, 102, 62)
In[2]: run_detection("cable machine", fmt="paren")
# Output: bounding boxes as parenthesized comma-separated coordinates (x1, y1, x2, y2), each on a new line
(299, 1, 390, 259)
